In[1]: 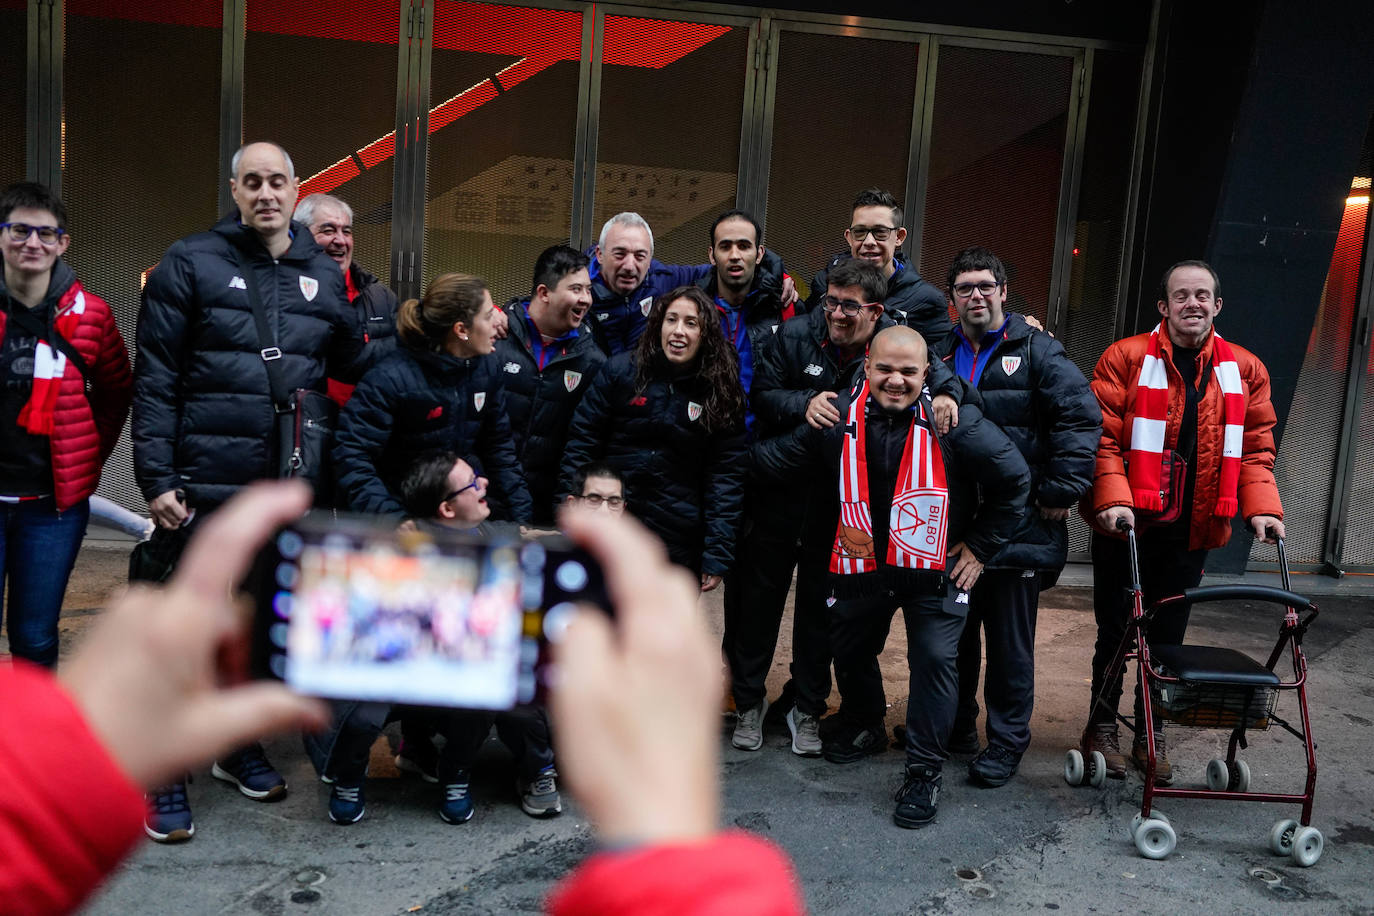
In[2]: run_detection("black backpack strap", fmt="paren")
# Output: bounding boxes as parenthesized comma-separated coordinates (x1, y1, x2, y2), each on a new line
(3, 303, 92, 382)
(230, 247, 291, 411)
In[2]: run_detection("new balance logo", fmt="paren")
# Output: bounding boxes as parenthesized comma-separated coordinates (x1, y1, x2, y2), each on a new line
(228, 276, 247, 290)
(804, 363, 823, 376)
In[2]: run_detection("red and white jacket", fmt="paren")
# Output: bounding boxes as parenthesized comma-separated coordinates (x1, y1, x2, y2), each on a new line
(0, 262, 132, 511)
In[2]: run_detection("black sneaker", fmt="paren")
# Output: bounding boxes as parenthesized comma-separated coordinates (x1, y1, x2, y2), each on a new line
(968, 744, 1021, 787)
(822, 720, 888, 764)
(145, 780, 194, 843)
(395, 737, 439, 784)
(212, 743, 287, 801)
(893, 764, 942, 829)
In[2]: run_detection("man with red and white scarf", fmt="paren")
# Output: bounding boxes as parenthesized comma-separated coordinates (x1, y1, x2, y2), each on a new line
(753, 326, 1028, 828)
(1082, 259, 1284, 785)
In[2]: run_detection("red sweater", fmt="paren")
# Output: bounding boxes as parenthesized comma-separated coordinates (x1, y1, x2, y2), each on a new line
(0, 663, 145, 915)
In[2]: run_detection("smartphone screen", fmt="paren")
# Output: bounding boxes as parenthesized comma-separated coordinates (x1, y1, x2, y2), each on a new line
(252, 515, 607, 709)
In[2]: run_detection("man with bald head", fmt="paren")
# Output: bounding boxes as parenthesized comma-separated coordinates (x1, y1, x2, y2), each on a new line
(132, 141, 367, 843)
(753, 325, 1029, 828)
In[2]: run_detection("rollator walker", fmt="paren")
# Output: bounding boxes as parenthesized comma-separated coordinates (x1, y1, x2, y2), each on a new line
(1065, 520, 1323, 865)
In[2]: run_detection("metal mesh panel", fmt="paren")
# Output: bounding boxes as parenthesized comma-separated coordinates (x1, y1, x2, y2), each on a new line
(1063, 49, 1142, 561)
(63, 1, 222, 514)
(245, 0, 400, 289)
(0, 3, 23, 181)
(425, 1, 584, 305)
(919, 45, 1073, 327)
(765, 30, 918, 297)
(1345, 334, 1374, 566)
(591, 15, 747, 268)
(1250, 188, 1367, 566)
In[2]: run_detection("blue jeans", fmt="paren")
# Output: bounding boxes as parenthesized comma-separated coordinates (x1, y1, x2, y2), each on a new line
(1, 498, 90, 667)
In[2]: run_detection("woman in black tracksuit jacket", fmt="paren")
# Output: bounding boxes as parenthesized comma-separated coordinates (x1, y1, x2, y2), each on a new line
(559, 285, 747, 589)
(333, 272, 533, 522)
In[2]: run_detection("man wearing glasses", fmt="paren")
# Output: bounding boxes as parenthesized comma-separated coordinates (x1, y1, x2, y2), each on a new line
(728, 260, 961, 757)
(566, 461, 627, 516)
(805, 188, 948, 345)
(928, 247, 1100, 789)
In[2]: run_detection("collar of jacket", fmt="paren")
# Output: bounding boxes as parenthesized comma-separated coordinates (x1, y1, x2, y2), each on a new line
(212, 212, 317, 262)
(347, 262, 380, 291)
(406, 342, 481, 377)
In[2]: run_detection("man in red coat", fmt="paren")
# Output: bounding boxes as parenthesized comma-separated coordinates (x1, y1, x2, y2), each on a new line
(1081, 259, 1284, 784)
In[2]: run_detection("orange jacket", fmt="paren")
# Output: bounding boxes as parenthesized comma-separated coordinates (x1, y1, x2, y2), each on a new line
(1084, 327, 1281, 551)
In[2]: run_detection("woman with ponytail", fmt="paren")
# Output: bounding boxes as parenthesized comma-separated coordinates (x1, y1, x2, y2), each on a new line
(559, 286, 747, 590)
(333, 273, 532, 520)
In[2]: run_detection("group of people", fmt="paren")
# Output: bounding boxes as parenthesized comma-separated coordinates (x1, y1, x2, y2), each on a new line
(0, 135, 1284, 888)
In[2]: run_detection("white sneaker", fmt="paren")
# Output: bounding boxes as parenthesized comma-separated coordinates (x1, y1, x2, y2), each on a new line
(731, 698, 769, 750)
(786, 705, 822, 757)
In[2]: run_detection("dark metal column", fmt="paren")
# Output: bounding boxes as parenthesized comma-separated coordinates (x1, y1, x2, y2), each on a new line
(26, 0, 62, 191)
(217, 0, 245, 216)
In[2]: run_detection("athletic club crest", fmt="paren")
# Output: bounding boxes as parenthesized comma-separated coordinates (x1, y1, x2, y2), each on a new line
(1001, 356, 1022, 376)
(687, 401, 703, 421)
(888, 489, 949, 564)
(563, 370, 582, 392)
(299, 275, 319, 302)
(473, 391, 486, 412)
(640, 296, 654, 317)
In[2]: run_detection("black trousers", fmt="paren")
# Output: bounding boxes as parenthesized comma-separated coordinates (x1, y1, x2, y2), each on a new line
(723, 502, 832, 717)
(830, 586, 967, 769)
(1089, 531, 1207, 726)
(954, 568, 1041, 753)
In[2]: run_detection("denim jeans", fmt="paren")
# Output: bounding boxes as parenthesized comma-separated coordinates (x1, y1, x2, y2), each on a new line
(1, 497, 90, 667)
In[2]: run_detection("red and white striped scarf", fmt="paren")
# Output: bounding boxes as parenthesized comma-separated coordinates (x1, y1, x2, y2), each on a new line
(1128, 322, 1244, 517)
(831, 380, 949, 575)
(16, 287, 85, 437)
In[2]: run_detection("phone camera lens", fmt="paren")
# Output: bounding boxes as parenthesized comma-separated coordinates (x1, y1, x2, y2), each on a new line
(555, 560, 588, 592)
(277, 530, 303, 558)
(275, 562, 299, 589)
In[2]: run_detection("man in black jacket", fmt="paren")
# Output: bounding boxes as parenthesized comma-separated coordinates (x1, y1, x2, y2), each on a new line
(295, 193, 398, 401)
(752, 326, 1028, 828)
(803, 188, 948, 344)
(132, 141, 367, 843)
(930, 247, 1101, 788)
(494, 245, 606, 525)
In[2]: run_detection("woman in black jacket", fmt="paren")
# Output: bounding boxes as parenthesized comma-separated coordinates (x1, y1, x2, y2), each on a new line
(560, 286, 747, 589)
(333, 273, 533, 521)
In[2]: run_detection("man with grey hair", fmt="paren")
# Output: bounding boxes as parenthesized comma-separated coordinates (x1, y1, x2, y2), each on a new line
(295, 193, 399, 401)
(587, 212, 707, 354)
(132, 141, 367, 843)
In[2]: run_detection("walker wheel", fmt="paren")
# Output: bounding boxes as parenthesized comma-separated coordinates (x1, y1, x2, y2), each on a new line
(1206, 758, 1228, 791)
(1064, 749, 1084, 786)
(1088, 750, 1107, 788)
(1130, 809, 1169, 842)
(1269, 818, 1299, 855)
(1134, 818, 1177, 860)
(1290, 826, 1324, 867)
(1230, 760, 1251, 792)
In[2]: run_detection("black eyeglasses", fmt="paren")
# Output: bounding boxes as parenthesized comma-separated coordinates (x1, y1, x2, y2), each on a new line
(580, 494, 625, 509)
(444, 477, 481, 501)
(951, 281, 1001, 299)
(821, 295, 877, 318)
(1, 222, 65, 246)
(847, 225, 897, 242)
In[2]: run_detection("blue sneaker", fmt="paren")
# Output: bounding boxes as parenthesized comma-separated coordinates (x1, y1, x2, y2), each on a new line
(438, 777, 474, 824)
(328, 783, 366, 824)
(212, 743, 287, 800)
(145, 780, 194, 843)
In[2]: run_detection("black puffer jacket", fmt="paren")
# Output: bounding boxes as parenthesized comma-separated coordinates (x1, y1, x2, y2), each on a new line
(491, 298, 607, 525)
(930, 313, 1101, 574)
(752, 389, 1029, 598)
(333, 345, 533, 521)
(558, 352, 747, 577)
(132, 215, 366, 509)
(806, 254, 949, 346)
(348, 263, 399, 365)
(752, 308, 964, 438)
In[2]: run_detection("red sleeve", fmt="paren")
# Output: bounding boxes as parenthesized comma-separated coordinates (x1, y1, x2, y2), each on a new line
(547, 831, 805, 916)
(0, 663, 146, 916)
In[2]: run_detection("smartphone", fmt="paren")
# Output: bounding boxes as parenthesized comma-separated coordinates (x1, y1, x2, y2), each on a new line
(250, 514, 609, 709)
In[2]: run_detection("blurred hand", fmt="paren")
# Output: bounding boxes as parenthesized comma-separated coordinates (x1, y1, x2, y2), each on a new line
(946, 541, 983, 591)
(780, 274, 798, 307)
(931, 394, 959, 435)
(553, 508, 720, 846)
(491, 306, 510, 340)
(1096, 506, 1135, 532)
(700, 574, 722, 593)
(149, 490, 189, 530)
(807, 391, 841, 430)
(1250, 515, 1285, 544)
(59, 481, 328, 788)
(1039, 505, 1070, 521)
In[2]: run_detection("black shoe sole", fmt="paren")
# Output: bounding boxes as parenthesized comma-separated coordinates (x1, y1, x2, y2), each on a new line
(968, 768, 1016, 788)
(893, 810, 937, 829)
(823, 744, 886, 764)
